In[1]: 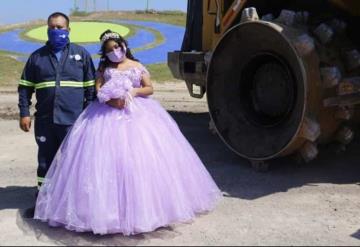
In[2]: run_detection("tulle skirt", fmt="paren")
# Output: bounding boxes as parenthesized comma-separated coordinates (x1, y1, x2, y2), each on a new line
(34, 97, 221, 235)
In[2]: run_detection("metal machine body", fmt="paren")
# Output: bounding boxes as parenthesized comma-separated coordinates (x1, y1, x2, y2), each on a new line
(168, 0, 360, 167)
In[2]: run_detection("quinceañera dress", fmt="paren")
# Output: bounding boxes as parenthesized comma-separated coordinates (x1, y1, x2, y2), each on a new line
(34, 65, 221, 235)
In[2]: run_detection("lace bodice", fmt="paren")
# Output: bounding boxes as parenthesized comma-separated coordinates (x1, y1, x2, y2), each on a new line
(96, 65, 150, 103)
(103, 65, 150, 88)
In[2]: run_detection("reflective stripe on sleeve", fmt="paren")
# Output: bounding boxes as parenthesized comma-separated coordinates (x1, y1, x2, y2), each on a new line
(83, 80, 95, 87)
(19, 80, 35, 87)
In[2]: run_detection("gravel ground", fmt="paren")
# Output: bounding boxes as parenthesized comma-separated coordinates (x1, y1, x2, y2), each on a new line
(0, 82, 360, 246)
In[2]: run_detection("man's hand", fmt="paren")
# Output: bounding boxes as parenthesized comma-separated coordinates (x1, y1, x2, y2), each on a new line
(20, 117, 31, 132)
(106, 98, 125, 109)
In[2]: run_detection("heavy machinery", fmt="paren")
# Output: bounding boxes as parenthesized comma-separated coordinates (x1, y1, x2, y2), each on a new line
(168, 0, 360, 170)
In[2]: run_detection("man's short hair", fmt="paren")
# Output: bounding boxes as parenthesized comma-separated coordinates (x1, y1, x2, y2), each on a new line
(47, 12, 70, 27)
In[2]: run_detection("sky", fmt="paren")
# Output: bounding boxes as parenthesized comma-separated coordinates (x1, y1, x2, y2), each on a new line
(0, 0, 188, 25)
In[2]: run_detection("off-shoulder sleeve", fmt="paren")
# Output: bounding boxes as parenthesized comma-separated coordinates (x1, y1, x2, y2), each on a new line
(139, 64, 150, 77)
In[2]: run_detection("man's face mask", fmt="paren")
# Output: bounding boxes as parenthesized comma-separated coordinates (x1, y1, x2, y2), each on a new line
(47, 29, 69, 52)
(106, 46, 127, 63)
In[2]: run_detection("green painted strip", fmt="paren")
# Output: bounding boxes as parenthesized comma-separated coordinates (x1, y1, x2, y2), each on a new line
(25, 22, 130, 43)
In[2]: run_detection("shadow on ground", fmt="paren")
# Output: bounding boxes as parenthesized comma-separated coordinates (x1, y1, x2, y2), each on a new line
(170, 111, 360, 201)
(351, 229, 360, 240)
(0, 186, 181, 245)
(15, 212, 181, 246)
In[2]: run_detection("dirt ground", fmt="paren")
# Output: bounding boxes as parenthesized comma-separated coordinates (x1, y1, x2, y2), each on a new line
(0, 82, 360, 246)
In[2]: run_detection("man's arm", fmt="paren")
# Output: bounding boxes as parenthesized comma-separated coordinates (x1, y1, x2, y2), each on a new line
(18, 56, 35, 132)
(83, 50, 96, 107)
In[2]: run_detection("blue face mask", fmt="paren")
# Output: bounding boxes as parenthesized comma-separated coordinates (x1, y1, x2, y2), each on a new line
(47, 29, 69, 52)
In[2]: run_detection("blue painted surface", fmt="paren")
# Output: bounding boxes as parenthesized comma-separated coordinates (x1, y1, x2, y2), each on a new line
(0, 28, 156, 54)
(0, 29, 43, 54)
(116, 20, 185, 64)
(82, 28, 157, 55)
(0, 20, 185, 65)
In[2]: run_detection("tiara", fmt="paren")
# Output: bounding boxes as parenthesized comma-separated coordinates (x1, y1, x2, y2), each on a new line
(101, 32, 120, 43)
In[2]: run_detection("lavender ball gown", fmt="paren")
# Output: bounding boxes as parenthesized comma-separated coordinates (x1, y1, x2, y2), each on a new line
(34, 65, 221, 235)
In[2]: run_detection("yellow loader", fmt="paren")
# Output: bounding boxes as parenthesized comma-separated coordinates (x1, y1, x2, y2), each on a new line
(168, 0, 360, 170)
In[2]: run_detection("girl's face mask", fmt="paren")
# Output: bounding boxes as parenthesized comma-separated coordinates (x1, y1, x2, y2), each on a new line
(106, 46, 126, 63)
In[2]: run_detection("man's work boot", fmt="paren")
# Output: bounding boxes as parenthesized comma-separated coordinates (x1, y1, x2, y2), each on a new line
(23, 206, 35, 218)
(22, 189, 38, 219)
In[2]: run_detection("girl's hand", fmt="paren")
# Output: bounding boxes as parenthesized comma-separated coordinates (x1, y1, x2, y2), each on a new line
(106, 98, 125, 109)
(125, 91, 134, 108)
(129, 88, 138, 98)
(124, 88, 137, 108)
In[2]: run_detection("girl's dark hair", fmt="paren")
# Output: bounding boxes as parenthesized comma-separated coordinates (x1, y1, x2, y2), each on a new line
(98, 29, 139, 72)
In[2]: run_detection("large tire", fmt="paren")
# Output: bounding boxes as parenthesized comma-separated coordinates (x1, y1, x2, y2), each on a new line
(206, 8, 359, 163)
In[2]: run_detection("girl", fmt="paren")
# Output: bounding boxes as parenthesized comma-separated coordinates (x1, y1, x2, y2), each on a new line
(34, 30, 221, 235)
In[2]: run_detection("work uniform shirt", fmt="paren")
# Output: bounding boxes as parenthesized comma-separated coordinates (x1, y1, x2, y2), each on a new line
(18, 42, 96, 125)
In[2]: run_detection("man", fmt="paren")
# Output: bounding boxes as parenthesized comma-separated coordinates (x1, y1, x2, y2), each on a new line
(18, 12, 96, 217)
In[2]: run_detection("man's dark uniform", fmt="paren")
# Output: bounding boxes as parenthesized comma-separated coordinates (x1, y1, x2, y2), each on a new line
(18, 42, 96, 188)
